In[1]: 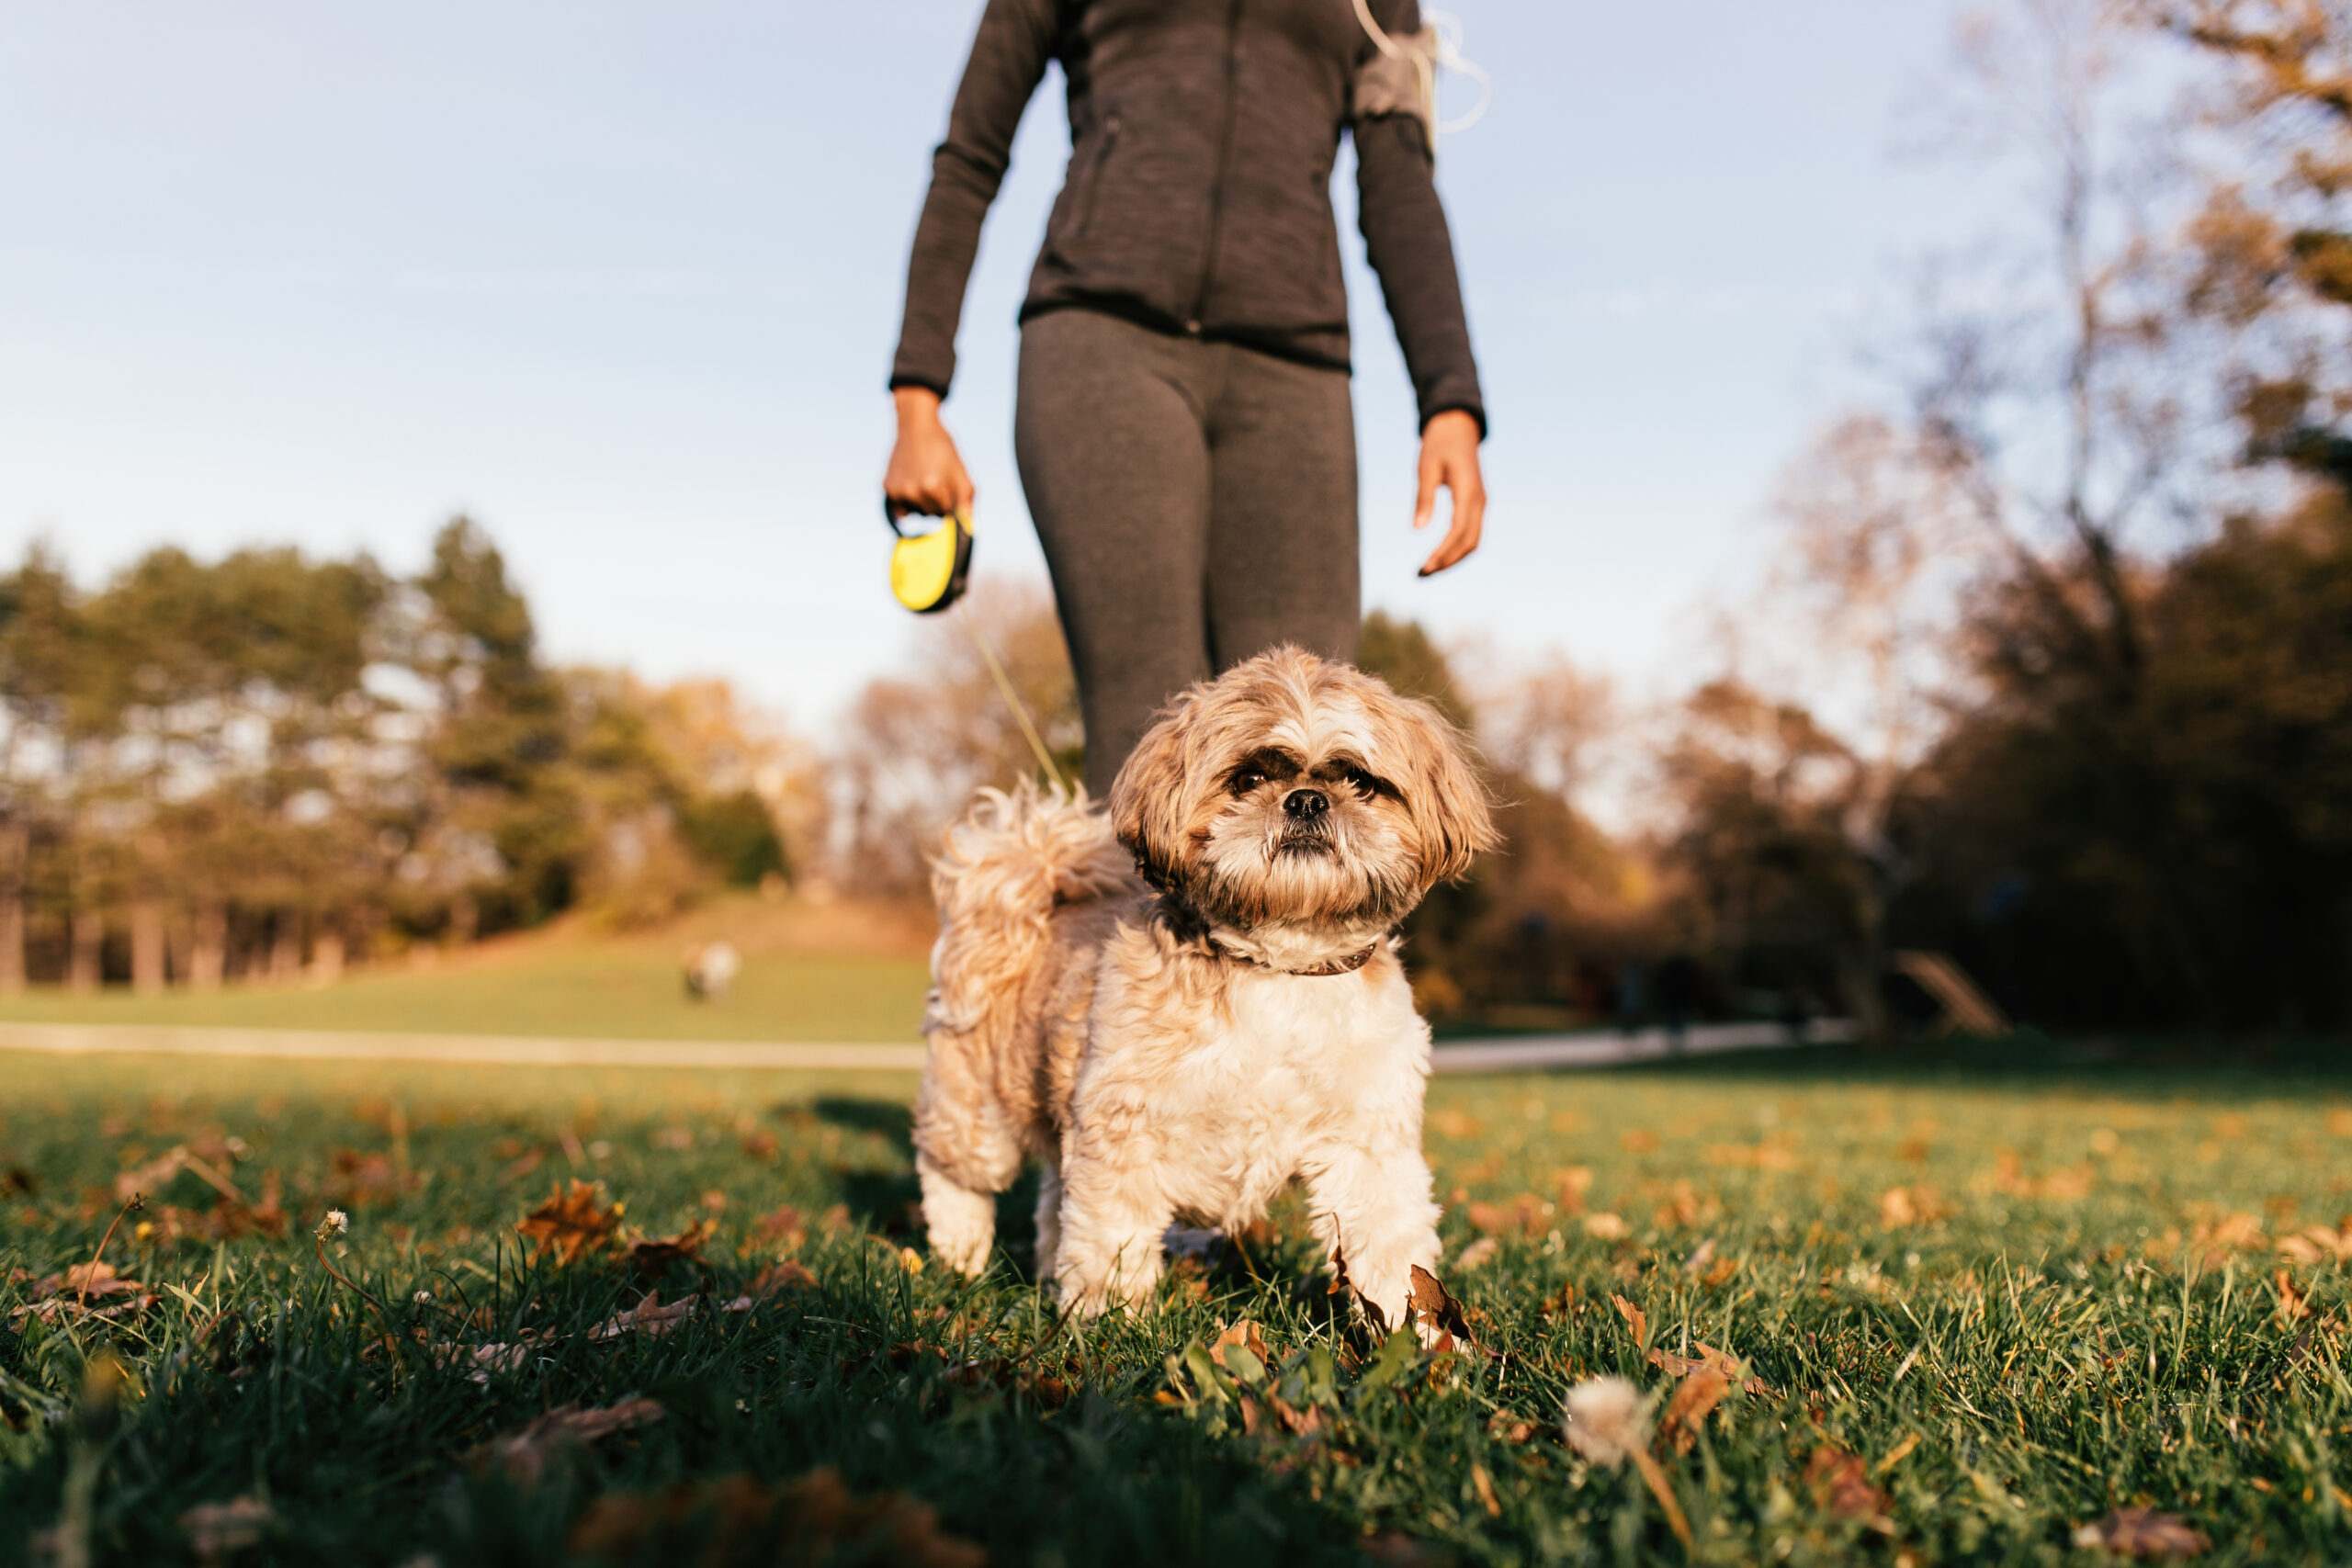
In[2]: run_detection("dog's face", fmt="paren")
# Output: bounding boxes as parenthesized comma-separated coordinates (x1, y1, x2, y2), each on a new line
(1108, 647, 1497, 935)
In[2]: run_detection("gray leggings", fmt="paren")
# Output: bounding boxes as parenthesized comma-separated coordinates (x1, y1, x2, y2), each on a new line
(1014, 308, 1361, 796)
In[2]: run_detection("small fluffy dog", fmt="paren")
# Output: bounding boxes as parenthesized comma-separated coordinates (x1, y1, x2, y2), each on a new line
(913, 646, 1496, 1330)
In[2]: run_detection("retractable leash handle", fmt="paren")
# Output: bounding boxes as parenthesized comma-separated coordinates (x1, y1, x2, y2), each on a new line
(884, 498, 974, 615)
(879, 500, 1065, 788)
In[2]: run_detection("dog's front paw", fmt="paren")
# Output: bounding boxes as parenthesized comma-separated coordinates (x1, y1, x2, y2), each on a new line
(917, 1157, 997, 1278)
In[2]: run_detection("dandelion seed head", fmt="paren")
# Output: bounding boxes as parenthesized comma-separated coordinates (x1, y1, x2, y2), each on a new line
(1563, 1375, 1649, 1467)
(327, 1209, 349, 1234)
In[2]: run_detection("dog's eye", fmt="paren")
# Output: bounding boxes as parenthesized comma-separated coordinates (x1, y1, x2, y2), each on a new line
(1228, 767, 1269, 796)
(1343, 768, 1382, 800)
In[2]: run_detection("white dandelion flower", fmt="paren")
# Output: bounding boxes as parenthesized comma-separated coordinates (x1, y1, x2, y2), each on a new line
(326, 1209, 349, 1234)
(1562, 1375, 1649, 1467)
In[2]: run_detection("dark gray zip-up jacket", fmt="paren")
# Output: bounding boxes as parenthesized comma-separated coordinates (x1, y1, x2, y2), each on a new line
(891, 0, 1486, 434)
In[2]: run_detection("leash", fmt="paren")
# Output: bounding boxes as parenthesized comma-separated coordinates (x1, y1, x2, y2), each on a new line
(960, 603, 1069, 795)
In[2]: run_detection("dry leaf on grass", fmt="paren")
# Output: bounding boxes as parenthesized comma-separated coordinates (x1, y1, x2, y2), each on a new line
(428, 1340, 537, 1382)
(473, 1396, 666, 1487)
(1649, 1342, 1772, 1396)
(1658, 1366, 1729, 1454)
(1454, 1237, 1500, 1271)
(2277, 1223, 2352, 1265)
(1611, 1294, 1647, 1348)
(1583, 1213, 1630, 1241)
(1360, 1533, 1454, 1567)
(725, 1258, 818, 1308)
(623, 1219, 718, 1275)
(751, 1204, 807, 1249)
(1555, 1166, 1593, 1214)
(9, 1261, 160, 1326)
(517, 1181, 625, 1266)
(179, 1495, 274, 1567)
(591, 1292, 701, 1340)
(1879, 1186, 1950, 1228)
(2072, 1508, 2210, 1559)
(1465, 1193, 1550, 1237)
(566, 1467, 983, 1568)
(1213, 1318, 1272, 1382)
(1407, 1265, 1479, 1353)
(1804, 1446, 1892, 1527)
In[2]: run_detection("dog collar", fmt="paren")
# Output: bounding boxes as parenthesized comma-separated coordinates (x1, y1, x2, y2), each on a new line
(1206, 935, 1383, 978)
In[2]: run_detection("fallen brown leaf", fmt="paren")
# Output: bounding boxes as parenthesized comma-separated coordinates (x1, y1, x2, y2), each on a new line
(2278, 1224, 2352, 1265)
(566, 1467, 984, 1568)
(1659, 1365, 1728, 1454)
(591, 1292, 700, 1340)
(2071, 1507, 2210, 1559)
(179, 1495, 274, 1567)
(1611, 1293, 1647, 1348)
(9, 1261, 160, 1326)
(1466, 1193, 1551, 1237)
(1213, 1318, 1272, 1380)
(751, 1204, 807, 1249)
(473, 1396, 666, 1487)
(624, 1218, 718, 1275)
(727, 1258, 819, 1307)
(517, 1180, 625, 1266)
(1408, 1265, 1477, 1352)
(1804, 1446, 1891, 1523)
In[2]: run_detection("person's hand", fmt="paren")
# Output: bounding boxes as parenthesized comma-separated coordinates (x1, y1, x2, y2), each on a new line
(1413, 409, 1486, 576)
(884, 387, 976, 522)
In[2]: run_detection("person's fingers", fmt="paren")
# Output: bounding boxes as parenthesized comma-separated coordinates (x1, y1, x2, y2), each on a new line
(1413, 446, 1440, 532)
(1417, 465, 1486, 576)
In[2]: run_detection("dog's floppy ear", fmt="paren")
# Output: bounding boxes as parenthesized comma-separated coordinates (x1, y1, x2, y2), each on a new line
(1107, 694, 1195, 888)
(1390, 693, 1499, 888)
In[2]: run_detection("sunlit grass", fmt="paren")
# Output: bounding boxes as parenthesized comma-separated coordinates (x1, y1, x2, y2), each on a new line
(2, 1050, 2348, 1564)
(0, 946, 930, 1044)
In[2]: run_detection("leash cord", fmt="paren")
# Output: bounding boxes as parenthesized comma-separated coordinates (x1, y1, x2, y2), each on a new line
(960, 604, 1069, 795)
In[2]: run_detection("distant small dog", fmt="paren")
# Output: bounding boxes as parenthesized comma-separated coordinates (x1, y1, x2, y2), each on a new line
(913, 647, 1495, 1329)
(683, 941, 740, 1001)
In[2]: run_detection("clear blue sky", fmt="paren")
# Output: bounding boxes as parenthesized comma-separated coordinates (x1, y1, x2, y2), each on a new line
(0, 1, 2000, 726)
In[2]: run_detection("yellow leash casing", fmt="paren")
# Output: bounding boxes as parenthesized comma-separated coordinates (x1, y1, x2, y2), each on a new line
(888, 509, 973, 615)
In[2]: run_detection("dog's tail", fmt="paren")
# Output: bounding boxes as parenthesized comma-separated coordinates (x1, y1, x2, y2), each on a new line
(926, 781, 1135, 1041)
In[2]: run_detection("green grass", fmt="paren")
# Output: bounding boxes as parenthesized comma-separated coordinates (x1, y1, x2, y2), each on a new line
(0, 948, 931, 1043)
(3, 1048, 2350, 1564)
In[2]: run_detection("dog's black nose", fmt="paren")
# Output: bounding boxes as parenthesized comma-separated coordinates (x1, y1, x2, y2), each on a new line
(1284, 788, 1329, 821)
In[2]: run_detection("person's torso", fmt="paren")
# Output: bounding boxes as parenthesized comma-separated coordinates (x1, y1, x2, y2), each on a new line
(1029, 0, 1396, 356)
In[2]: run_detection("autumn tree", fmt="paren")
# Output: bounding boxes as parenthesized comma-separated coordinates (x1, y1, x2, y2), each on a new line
(832, 581, 1080, 895)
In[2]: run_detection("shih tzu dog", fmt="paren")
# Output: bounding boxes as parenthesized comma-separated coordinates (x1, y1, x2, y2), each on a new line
(912, 646, 1496, 1330)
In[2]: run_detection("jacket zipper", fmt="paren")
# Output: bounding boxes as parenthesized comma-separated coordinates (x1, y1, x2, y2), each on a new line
(1074, 113, 1120, 238)
(1187, 0, 1247, 333)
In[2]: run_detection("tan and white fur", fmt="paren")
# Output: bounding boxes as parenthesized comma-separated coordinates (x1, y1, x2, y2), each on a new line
(912, 647, 1496, 1330)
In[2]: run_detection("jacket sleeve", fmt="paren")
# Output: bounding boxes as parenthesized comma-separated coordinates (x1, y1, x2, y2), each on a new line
(889, 0, 1060, 399)
(1351, 0, 1487, 435)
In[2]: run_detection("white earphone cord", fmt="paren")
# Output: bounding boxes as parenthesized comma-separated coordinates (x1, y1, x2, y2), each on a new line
(1348, 0, 1492, 136)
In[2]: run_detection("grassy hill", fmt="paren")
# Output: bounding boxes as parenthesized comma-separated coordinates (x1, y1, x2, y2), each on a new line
(0, 892, 934, 1043)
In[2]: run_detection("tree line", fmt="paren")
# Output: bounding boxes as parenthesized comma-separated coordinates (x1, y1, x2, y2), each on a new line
(0, 520, 806, 991)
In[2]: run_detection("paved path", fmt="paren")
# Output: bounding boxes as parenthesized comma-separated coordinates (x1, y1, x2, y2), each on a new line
(1427, 1018, 1858, 1074)
(0, 1022, 928, 1072)
(0, 1018, 1853, 1075)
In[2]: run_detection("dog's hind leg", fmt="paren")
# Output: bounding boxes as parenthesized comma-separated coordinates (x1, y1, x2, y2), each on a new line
(917, 1150, 999, 1277)
(1032, 1155, 1064, 1278)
